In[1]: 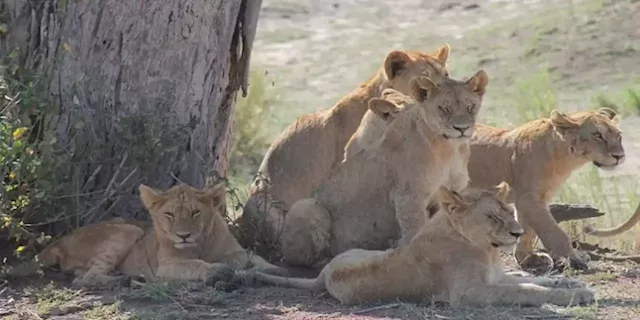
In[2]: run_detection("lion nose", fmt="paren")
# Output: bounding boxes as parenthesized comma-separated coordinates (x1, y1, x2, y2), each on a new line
(611, 153, 625, 162)
(452, 124, 470, 134)
(176, 232, 191, 240)
(509, 230, 524, 238)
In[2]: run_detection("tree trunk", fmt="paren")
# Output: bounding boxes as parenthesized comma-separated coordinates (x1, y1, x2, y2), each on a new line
(0, 0, 262, 226)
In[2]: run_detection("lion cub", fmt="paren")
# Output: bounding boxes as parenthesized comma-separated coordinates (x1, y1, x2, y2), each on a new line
(248, 183, 595, 307)
(7, 183, 287, 287)
(239, 45, 452, 259)
(279, 70, 488, 268)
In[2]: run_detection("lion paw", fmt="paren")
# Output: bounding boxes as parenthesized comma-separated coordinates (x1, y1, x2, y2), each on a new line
(566, 288, 596, 305)
(549, 277, 587, 289)
(520, 252, 554, 275)
(568, 251, 590, 271)
(205, 265, 236, 286)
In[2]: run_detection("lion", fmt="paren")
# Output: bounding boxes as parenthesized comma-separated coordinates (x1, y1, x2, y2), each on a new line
(278, 70, 489, 268)
(342, 87, 472, 205)
(245, 182, 595, 307)
(467, 108, 625, 271)
(6, 183, 289, 288)
(237, 45, 452, 259)
(584, 202, 640, 254)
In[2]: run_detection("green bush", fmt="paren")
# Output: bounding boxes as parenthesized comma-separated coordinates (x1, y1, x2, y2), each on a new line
(0, 59, 61, 261)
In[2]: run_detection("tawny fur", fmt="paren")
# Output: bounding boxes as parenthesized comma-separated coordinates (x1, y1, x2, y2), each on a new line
(14, 183, 288, 288)
(278, 71, 489, 268)
(249, 183, 595, 307)
(237, 45, 452, 259)
(467, 108, 625, 270)
(583, 202, 640, 254)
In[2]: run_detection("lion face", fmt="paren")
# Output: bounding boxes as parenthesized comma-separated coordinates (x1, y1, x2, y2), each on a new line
(382, 44, 451, 95)
(409, 70, 489, 140)
(139, 183, 226, 249)
(550, 108, 625, 171)
(438, 181, 524, 250)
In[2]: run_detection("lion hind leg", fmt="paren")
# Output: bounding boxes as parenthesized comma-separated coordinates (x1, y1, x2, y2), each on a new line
(280, 198, 331, 267)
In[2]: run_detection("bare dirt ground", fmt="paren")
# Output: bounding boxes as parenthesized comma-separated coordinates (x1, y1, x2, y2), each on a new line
(2, 0, 639, 319)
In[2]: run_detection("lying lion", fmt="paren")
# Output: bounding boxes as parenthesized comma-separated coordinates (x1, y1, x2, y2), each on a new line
(584, 202, 640, 254)
(279, 70, 489, 268)
(238, 45, 452, 259)
(246, 182, 595, 307)
(7, 183, 288, 287)
(342, 106, 625, 271)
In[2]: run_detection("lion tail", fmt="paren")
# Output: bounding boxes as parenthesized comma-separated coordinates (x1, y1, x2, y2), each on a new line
(584, 203, 640, 237)
(253, 270, 325, 291)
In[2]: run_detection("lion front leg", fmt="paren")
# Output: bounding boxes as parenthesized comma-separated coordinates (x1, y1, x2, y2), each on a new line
(393, 194, 428, 246)
(280, 198, 331, 268)
(156, 259, 235, 283)
(456, 283, 595, 307)
(501, 272, 587, 289)
(515, 194, 588, 271)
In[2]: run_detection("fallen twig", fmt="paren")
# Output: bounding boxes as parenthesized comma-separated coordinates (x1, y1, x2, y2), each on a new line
(350, 303, 401, 315)
(587, 252, 640, 263)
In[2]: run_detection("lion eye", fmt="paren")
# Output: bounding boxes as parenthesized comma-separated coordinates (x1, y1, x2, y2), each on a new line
(467, 103, 476, 113)
(164, 212, 174, 219)
(439, 105, 450, 114)
(592, 132, 603, 140)
(191, 210, 201, 218)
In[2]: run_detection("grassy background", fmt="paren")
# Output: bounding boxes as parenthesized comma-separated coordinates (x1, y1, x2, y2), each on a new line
(231, 0, 640, 252)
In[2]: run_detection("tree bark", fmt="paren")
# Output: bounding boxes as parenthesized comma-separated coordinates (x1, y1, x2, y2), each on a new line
(0, 0, 262, 224)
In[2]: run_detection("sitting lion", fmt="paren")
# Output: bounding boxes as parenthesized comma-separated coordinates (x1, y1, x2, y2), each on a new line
(246, 182, 595, 307)
(237, 45, 452, 259)
(279, 70, 489, 268)
(584, 202, 640, 254)
(468, 108, 625, 271)
(9, 183, 289, 287)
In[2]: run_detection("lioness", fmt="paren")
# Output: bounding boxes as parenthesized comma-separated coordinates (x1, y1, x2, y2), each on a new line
(247, 183, 595, 307)
(584, 202, 640, 254)
(9, 183, 288, 287)
(347, 107, 626, 271)
(468, 108, 625, 271)
(238, 45, 452, 258)
(280, 71, 489, 268)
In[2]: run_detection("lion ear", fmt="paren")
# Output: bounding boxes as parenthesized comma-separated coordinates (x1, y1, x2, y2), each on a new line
(550, 110, 580, 132)
(410, 76, 438, 102)
(437, 186, 467, 216)
(491, 181, 511, 202)
(383, 51, 412, 79)
(139, 184, 167, 211)
(198, 182, 227, 206)
(431, 43, 451, 64)
(369, 98, 401, 121)
(597, 107, 621, 125)
(466, 70, 489, 96)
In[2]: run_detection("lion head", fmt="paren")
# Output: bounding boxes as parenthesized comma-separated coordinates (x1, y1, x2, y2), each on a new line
(409, 70, 489, 140)
(550, 108, 625, 170)
(382, 44, 451, 94)
(437, 181, 523, 250)
(139, 182, 226, 249)
(367, 88, 417, 122)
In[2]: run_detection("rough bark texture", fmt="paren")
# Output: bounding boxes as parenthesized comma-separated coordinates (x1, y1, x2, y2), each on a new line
(0, 0, 261, 224)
